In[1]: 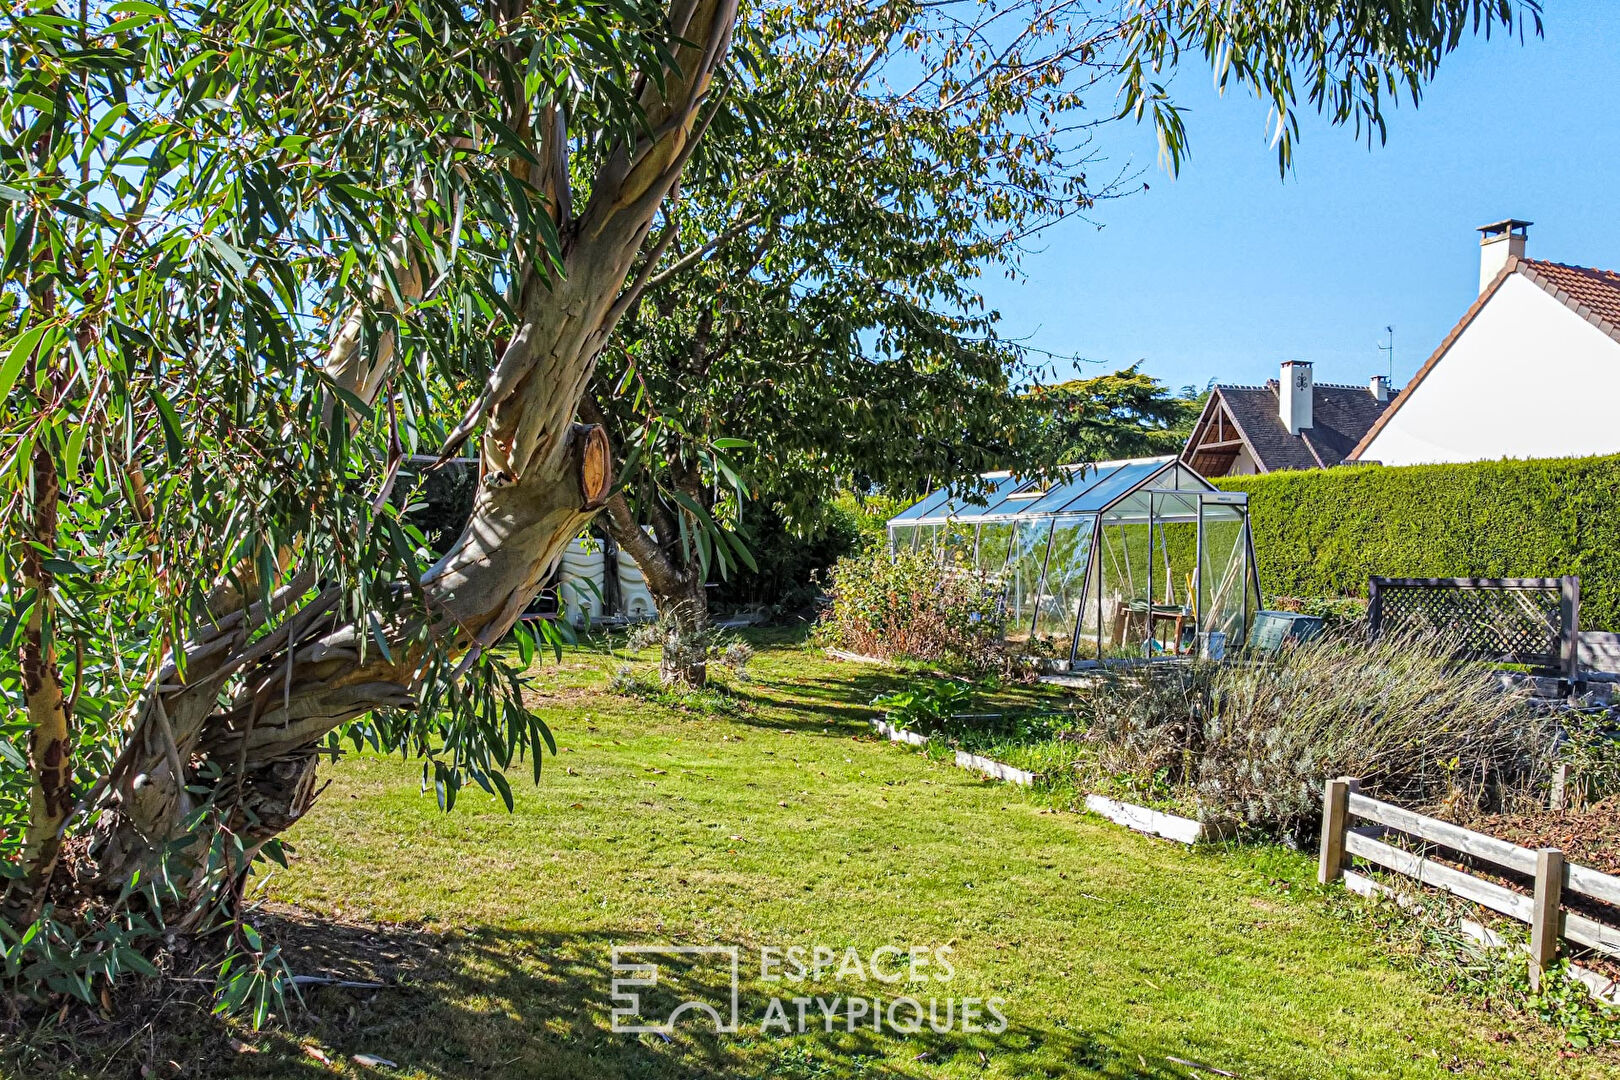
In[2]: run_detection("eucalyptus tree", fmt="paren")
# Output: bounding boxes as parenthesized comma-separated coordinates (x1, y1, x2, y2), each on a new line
(0, 0, 736, 997)
(0, 0, 1538, 1006)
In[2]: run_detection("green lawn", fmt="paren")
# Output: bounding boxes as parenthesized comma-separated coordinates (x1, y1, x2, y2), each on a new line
(152, 632, 1612, 1077)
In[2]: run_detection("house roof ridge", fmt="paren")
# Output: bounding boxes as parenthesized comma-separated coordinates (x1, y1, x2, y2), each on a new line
(1314, 381, 1399, 391)
(1516, 257, 1620, 348)
(1521, 256, 1620, 279)
(1217, 381, 1395, 393)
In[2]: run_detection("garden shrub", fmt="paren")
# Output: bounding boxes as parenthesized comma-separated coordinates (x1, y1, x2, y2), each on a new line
(817, 547, 1006, 671)
(873, 678, 1071, 748)
(872, 680, 976, 734)
(1078, 632, 1555, 839)
(1217, 454, 1620, 630)
(1555, 715, 1620, 808)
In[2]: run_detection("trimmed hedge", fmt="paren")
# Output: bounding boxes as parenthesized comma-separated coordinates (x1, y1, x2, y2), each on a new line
(1216, 454, 1620, 631)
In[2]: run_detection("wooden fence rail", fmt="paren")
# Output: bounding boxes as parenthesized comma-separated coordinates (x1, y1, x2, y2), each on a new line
(1318, 776, 1620, 992)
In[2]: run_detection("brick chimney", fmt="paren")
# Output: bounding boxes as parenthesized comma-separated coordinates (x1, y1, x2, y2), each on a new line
(1477, 219, 1531, 294)
(1279, 360, 1313, 435)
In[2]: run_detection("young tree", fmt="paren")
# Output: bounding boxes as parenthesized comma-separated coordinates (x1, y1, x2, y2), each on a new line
(0, 0, 1539, 996)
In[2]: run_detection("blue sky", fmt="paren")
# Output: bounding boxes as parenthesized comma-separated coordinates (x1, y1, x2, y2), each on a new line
(979, 1, 1620, 394)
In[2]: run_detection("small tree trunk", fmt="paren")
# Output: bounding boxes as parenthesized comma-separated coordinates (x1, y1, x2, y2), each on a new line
(659, 576, 709, 689)
(7, 442, 72, 921)
(597, 490, 710, 689)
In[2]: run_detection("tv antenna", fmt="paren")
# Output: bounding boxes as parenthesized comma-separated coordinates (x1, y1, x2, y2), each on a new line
(1378, 326, 1394, 380)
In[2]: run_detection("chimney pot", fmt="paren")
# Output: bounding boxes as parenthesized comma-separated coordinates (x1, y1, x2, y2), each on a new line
(1477, 218, 1531, 294)
(1369, 375, 1389, 403)
(1279, 360, 1313, 435)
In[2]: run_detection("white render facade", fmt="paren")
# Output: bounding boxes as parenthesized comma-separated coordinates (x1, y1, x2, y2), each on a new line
(1352, 222, 1620, 467)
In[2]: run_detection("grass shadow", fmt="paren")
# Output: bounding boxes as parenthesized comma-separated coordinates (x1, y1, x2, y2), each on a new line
(19, 910, 1185, 1080)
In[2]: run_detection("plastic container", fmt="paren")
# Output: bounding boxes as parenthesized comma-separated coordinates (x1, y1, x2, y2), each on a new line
(616, 547, 658, 621)
(1249, 611, 1326, 653)
(558, 539, 606, 626)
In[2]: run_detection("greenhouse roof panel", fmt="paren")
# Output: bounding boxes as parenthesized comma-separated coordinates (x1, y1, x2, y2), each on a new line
(887, 471, 1030, 523)
(888, 456, 1217, 525)
(1041, 458, 1171, 514)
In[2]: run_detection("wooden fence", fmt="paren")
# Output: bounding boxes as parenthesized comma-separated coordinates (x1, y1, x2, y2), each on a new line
(1318, 777, 1620, 993)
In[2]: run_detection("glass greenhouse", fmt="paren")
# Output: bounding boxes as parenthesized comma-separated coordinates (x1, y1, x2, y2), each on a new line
(887, 457, 1260, 666)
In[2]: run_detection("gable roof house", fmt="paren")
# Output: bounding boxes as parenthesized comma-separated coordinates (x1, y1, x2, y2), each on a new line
(1181, 361, 1399, 477)
(1350, 220, 1620, 466)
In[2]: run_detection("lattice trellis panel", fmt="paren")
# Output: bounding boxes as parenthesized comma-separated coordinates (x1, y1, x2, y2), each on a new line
(1368, 577, 1579, 676)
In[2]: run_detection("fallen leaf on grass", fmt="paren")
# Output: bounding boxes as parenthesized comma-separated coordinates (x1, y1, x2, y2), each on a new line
(353, 1053, 399, 1068)
(1167, 1055, 1239, 1077)
(228, 1038, 259, 1054)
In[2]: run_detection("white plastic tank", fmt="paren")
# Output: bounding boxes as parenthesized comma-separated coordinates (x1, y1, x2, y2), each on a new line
(617, 547, 658, 621)
(558, 538, 606, 626)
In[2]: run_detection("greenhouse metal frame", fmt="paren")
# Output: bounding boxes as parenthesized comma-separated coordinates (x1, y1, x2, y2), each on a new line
(886, 457, 1261, 666)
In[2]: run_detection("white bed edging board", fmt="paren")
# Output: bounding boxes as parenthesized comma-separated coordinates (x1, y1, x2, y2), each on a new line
(826, 648, 890, 665)
(1344, 869, 1619, 1007)
(871, 719, 930, 747)
(954, 751, 1037, 786)
(1083, 794, 1212, 845)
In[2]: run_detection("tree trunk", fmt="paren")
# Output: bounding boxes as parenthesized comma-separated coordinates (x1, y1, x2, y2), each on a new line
(85, 424, 615, 900)
(68, 0, 739, 911)
(658, 575, 709, 689)
(6, 442, 72, 922)
(598, 490, 710, 689)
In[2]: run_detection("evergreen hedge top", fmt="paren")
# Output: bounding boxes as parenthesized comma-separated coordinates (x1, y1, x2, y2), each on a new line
(1214, 454, 1620, 631)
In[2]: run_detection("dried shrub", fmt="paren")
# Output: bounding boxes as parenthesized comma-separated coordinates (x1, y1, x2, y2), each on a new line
(816, 548, 1007, 672)
(716, 640, 755, 677)
(1078, 631, 1556, 839)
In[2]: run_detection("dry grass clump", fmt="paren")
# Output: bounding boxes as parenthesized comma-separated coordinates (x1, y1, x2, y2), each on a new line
(1080, 631, 1555, 840)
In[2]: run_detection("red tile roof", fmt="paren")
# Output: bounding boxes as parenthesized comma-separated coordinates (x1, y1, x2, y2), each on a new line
(1518, 259, 1620, 345)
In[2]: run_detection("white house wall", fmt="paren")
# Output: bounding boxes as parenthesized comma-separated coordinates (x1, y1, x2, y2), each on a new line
(1228, 442, 1261, 475)
(1359, 274, 1620, 466)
